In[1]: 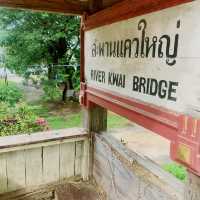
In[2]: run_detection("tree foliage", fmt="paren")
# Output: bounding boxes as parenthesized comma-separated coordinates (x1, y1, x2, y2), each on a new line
(0, 80, 23, 106)
(0, 8, 80, 101)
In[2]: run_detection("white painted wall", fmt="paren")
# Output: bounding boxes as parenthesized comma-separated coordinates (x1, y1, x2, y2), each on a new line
(85, 1, 200, 116)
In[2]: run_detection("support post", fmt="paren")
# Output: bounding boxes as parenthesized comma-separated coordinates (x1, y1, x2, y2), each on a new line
(83, 106, 107, 133)
(81, 139, 90, 181)
(81, 0, 107, 180)
(83, 105, 107, 180)
(184, 171, 200, 200)
(79, 0, 106, 181)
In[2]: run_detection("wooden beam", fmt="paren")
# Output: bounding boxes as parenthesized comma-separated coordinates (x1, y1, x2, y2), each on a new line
(88, 0, 103, 13)
(0, 128, 88, 151)
(83, 105, 107, 179)
(64, 0, 88, 6)
(0, 0, 87, 15)
(103, 0, 121, 8)
(84, 0, 193, 30)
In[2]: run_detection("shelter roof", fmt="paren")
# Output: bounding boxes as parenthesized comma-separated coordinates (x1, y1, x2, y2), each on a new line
(0, 0, 121, 15)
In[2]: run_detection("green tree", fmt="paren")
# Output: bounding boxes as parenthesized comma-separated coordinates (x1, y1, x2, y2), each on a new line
(0, 8, 80, 101)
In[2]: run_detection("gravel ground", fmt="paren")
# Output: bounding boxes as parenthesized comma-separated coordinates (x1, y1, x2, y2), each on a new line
(8, 74, 44, 103)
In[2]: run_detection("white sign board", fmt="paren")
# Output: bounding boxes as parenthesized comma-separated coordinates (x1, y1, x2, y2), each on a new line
(85, 1, 200, 116)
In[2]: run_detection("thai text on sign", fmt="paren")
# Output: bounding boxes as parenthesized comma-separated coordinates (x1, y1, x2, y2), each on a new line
(85, 1, 200, 115)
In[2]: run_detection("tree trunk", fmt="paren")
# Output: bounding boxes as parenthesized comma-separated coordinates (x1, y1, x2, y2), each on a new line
(48, 65, 54, 80)
(62, 80, 70, 101)
(62, 61, 73, 102)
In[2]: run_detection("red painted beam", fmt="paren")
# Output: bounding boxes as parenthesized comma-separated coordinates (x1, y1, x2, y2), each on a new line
(86, 86, 178, 141)
(81, 0, 200, 176)
(80, 84, 200, 176)
(84, 0, 193, 30)
(0, 0, 87, 14)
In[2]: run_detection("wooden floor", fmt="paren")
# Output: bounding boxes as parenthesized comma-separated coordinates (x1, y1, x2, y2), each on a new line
(0, 181, 106, 200)
(55, 181, 106, 200)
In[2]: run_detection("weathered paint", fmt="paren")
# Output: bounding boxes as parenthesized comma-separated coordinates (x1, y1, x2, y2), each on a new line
(0, 128, 89, 194)
(94, 133, 183, 200)
(82, 0, 200, 176)
(85, 1, 200, 116)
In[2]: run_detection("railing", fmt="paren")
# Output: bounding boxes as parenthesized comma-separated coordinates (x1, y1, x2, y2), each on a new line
(0, 128, 89, 194)
(0, 128, 185, 200)
(94, 133, 184, 200)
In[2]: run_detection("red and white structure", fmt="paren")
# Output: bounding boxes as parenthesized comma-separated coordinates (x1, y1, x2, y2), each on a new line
(80, 0, 200, 176)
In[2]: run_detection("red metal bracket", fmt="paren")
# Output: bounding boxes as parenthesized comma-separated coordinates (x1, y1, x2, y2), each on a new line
(80, 0, 200, 176)
(171, 116, 200, 175)
(80, 84, 200, 176)
(79, 82, 97, 109)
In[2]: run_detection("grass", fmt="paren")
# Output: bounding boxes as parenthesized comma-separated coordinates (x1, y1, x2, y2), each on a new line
(28, 104, 49, 117)
(27, 99, 130, 130)
(0, 79, 23, 93)
(32, 106, 130, 130)
(163, 163, 187, 181)
(107, 113, 131, 129)
(0, 79, 19, 87)
(46, 113, 130, 130)
(47, 112, 130, 130)
(47, 114, 82, 130)
(0, 79, 23, 105)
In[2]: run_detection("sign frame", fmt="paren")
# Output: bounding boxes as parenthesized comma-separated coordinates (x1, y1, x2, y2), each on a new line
(80, 0, 200, 175)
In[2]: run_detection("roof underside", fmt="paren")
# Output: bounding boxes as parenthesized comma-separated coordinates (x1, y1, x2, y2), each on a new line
(0, 0, 122, 15)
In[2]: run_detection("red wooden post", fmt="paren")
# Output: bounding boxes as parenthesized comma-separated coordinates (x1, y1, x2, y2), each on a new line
(81, 0, 107, 180)
(171, 116, 200, 176)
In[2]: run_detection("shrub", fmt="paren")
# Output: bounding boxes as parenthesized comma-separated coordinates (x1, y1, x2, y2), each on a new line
(163, 163, 187, 181)
(0, 81, 23, 105)
(0, 102, 10, 118)
(0, 103, 48, 136)
(72, 69, 80, 92)
(42, 80, 61, 101)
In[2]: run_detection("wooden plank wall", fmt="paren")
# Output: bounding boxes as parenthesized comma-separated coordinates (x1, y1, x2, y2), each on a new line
(94, 133, 184, 200)
(0, 133, 89, 194)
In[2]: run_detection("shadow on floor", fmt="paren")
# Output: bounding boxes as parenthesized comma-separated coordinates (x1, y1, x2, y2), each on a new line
(55, 182, 106, 200)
